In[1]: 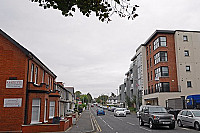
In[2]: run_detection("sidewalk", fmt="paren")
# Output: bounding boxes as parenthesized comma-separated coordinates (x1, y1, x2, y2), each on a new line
(66, 109, 94, 133)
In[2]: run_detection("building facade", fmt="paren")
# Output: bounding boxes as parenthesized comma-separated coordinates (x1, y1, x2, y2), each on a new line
(142, 30, 200, 107)
(0, 29, 60, 132)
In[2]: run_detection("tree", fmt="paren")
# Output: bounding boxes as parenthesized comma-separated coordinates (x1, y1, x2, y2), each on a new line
(111, 92, 116, 97)
(87, 93, 92, 103)
(75, 91, 82, 101)
(80, 94, 89, 104)
(31, 0, 139, 22)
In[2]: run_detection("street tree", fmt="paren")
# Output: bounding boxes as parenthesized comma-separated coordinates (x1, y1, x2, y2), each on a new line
(87, 93, 93, 103)
(30, 0, 139, 22)
(75, 91, 82, 101)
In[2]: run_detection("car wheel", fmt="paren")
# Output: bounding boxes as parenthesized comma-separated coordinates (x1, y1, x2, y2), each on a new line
(139, 118, 144, 126)
(169, 123, 175, 129)
(177, 120, 183, 127)
(149, 119, 155, 129)
(194, 122, 200, 131)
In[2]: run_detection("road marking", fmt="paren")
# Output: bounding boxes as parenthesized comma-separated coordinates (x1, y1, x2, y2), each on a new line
(99, 116, 114, 130)
(127, 122, 135, 126)
(139, 127, 151, 132)
(181, 127, 192, 131)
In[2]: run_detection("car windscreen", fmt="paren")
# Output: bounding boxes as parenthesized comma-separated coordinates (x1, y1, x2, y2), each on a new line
(116, 109, 124, 111)
(192, 110, 200, 117)
(149, 107, 167, 113)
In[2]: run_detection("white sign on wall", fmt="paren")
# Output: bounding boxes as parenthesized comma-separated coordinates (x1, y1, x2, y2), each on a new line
(6, 80, 23, 88)
(4, 98, 22, 107)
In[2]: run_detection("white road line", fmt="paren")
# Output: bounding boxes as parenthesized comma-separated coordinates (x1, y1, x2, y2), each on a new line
(181, 127, 192, 131)
(99, 116, 114, 130)
(139, 127, 151, 132)
(127, 122, 135, 126)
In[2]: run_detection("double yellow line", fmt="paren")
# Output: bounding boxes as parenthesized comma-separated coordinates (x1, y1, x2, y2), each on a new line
(90, 112, 102, 132)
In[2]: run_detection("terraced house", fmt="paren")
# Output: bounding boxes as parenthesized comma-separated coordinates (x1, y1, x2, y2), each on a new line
(0, 29, 70, 132)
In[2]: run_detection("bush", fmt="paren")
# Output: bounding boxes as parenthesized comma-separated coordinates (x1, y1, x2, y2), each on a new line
(128, 107, 136, 112)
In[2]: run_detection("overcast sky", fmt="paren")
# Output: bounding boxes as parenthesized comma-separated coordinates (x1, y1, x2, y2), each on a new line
(1, 0, 200, 98)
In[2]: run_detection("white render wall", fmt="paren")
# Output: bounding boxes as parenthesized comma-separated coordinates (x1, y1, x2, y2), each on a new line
(175, 31, 200, 96)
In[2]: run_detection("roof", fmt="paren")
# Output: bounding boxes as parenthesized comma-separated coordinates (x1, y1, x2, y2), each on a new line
(65, 87, 74, 94)
(0, 29, 57, 78)
(142, 30, 175, 46)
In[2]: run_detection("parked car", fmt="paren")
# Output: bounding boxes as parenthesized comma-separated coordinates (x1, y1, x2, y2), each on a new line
(123, 108, 130, 114)
(114, 108, 126, 117)
(103, 106, 108, 109)
(91, 104, 94, 107)
(66, 109, 74, 115)
(177, 109, 200, 130)
(97, 108, 105, 116)
(139, 105, 175, 129)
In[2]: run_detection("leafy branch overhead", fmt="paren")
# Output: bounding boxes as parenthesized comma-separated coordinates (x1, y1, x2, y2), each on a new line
(30, 0, 139, 22)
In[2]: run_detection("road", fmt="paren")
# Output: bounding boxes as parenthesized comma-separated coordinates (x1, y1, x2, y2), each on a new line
(90, 106, 198, 133)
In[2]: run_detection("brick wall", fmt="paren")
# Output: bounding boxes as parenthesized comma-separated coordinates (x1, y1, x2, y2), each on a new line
(0, 34, 27, 131)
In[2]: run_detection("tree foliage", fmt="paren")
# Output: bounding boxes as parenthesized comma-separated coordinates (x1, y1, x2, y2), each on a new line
(30, 0, 139, 22)
(96, 94, 108, 104)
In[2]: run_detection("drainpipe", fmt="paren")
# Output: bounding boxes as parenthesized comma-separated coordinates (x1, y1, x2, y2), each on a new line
(24, 56, 32, 125)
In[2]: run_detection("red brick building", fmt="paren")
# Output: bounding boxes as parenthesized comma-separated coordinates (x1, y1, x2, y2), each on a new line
(0, 29, 61, 132)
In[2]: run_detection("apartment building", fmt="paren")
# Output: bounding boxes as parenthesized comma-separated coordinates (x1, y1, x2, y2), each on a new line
(142, 30, 200, 107)
(0, 29, 64, 132)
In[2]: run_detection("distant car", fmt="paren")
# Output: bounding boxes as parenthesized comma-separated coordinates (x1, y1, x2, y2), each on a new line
(111, 107, 117, 112)
(177, 109, 200, 130)
(139, 105, 175, 129)
(97, 108, 105, 116)
(103, 106, 108, 109)
(91, 104, 94, 107)
(123, 108, 130, 114)
(108, 107, 112, 111)
(114, 108, 126, 117)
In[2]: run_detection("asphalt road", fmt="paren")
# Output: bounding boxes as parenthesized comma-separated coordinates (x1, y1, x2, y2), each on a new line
(90, 106, 199, 133)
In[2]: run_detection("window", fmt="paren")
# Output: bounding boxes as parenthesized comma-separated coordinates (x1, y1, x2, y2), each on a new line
(147, 60, 149, 69)
(155, 67, 161, 79)
(34, 66, 38, 84)
(149, 45, 151, 54)
(44, 99, 48, 121)
(30, 64, 34, 82)
(186, 66, 190, 71)
(153, 37, 167, 50)
(150, 58, 152, 67)
(151, 71, 153, 80)
(160, 37, 167, 46)
(183, 35, 188, 41)
(49, 101, 55, 118)
(160, 51, 168, 61)
(31, 99, 41, 123)
(42, 70, 45, 83)
(161, 67, 169, 76)
(148, 73, 149, 81)
(187, 81, 192, 88)
(151, 85, 153, 93)
(184, 50, 189, 56)
(160, 82, 170, 92)
(154, 51, 167, 65)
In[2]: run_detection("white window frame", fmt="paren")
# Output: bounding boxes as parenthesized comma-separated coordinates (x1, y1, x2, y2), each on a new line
(187, 81, 192, 88)
(31, 98, 41, 124)
(34, 66, 38, 84)
(44, 99, 48, 122)
(184, 50, 189, 56)
(30, 64, 34, 82)
(49, 101, 55, 119)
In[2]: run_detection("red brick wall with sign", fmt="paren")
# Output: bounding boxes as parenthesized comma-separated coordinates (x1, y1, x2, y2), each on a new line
(0, 34, 27, 131)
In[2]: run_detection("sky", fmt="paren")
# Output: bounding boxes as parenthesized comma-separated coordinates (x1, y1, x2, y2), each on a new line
(1, 0, 200, 98)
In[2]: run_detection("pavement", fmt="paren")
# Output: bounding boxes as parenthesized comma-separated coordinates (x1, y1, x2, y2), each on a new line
(66, 108, 95, 133)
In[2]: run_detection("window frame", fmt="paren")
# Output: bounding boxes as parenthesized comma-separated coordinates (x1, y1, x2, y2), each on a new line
(183, 35, 188, 41)
(184, 50, 189, 56)
(186, 66, 190, 72)
(31, 98, 41, 124)
(34, 66, 38, 84)
(49, 101, 55, 119)
(30, 64, 34, 82)
(187, 81, 192, 88)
